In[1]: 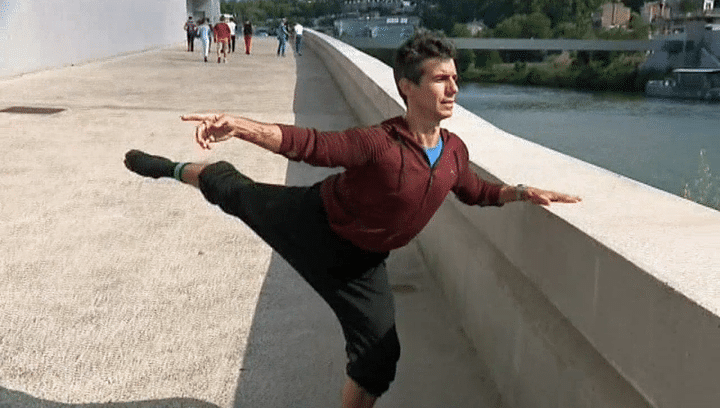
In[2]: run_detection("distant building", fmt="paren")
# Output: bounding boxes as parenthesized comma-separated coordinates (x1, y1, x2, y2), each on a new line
(595, 2, 632, 29)
(643, 1, 672, 24)
(466, 20, 487, 36)
(187, 0, 221, 24)
(343, 0, 416, 14)
(335, 15, 419, 43)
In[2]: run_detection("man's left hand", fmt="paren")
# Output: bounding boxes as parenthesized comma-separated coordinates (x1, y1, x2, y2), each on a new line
(521, 186, 581, 206)
(501, 185, 581, 206)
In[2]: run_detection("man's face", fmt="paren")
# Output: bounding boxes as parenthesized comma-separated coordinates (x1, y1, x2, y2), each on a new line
(403, 58, 458, 122)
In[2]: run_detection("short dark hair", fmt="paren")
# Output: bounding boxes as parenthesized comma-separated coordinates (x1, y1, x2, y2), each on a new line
(394, 29, 456, 103)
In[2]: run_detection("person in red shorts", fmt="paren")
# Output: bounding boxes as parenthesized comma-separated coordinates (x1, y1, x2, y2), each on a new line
(124, 30, 581, 407)
(243, 20, 253, 55)
(213, 16, 231, 63)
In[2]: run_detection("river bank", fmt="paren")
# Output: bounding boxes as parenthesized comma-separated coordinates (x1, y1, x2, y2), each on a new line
(456, 82, 720, 210)
(462, 51, 656, 93)
(364, 48, 660, 93)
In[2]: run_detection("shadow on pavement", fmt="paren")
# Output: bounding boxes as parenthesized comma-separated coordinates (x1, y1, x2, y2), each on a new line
(230, 41, 504, 408)
(230, 45, 350, 407)
(0, 386, 220, 408)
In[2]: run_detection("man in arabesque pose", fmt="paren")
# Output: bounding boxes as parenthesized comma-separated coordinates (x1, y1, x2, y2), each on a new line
(123, 29, 581, 408)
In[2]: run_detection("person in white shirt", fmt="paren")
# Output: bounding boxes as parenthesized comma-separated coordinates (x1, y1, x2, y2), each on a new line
(228, 18, 237, 53)
(293, 23, 304, 56)
(197, 18, 213, 62)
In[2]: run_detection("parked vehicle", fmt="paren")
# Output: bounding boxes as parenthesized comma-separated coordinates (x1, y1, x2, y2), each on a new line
(646, 68, 720, 101)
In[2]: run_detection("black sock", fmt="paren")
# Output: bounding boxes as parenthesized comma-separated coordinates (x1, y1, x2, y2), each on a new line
(124, 150, 177, 179)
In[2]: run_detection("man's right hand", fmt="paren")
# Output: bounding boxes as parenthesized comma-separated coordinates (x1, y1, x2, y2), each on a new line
(181, 113, 235, 150)
(181, 113, 284, 153)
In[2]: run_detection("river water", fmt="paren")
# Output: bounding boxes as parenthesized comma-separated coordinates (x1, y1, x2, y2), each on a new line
(456, 83, 720, 207)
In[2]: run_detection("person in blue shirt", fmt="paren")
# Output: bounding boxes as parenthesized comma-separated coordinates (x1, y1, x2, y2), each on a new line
(276, 18, 289, 57)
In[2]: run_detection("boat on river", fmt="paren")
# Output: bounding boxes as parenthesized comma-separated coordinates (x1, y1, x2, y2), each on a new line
(645, 68, 720, 101)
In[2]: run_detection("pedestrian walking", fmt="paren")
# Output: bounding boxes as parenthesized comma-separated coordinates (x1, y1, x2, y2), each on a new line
(228, 17, 237, 53)
(276, 18, 288, 57)
(243, 20, 253, 55)
(183, 16, 197, 52)
(123, 29, 581, 408)
(213, 16, 231, 63)
(197, 18, 212, 62)
(293, 22, 304, 56)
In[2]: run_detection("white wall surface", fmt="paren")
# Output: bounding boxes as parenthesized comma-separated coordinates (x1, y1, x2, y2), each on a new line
(0, 0, 187, 78)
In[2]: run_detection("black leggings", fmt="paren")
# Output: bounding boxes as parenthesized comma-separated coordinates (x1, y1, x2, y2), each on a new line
(198, 161, 400, 396)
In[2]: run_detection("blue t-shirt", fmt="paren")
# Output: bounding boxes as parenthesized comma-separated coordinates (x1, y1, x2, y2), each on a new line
(424, 137, 443, 166)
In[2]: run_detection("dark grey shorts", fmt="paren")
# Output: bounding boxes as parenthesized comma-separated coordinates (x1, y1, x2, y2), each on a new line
(198, 161, 400, 396)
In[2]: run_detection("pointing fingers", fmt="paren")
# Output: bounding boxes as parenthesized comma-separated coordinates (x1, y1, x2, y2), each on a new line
(182, 113, 219, 122)
(185, 113, 236, 150)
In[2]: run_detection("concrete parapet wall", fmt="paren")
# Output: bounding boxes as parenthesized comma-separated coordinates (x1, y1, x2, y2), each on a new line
(1, 0, 187, 78)
(305, 29, 720, 408)
(305, 29, 405, 125)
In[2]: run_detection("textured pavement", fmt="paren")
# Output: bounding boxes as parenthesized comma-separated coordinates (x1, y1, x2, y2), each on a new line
(0, 38, 503, 407)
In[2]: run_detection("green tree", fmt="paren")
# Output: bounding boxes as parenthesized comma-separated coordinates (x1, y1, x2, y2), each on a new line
(493, 14, 523, 38)
(553, 21, 592, 39)
(474, 50, 502, 68)
(220, 2, 234, 15)
(493, 12, 551, 39)
(451, 23, 476, 73)
(476, 0, 517, 28)
(623, 0, 646, 13)
(222, 0, 343, 27)
(492, 12, 551, 62)
(679, 0, 700, 13)
(233, 2, 267, 24)
(418, 2, 454, 33)
(628, 12, 651, 40)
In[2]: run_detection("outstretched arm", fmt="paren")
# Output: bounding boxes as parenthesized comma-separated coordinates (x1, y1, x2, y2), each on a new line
(181, 113, 283, 153)
(499, 184, 581, 206)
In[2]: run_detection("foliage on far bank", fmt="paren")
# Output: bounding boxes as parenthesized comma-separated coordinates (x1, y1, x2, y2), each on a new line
(363, 46, 657, 94)
(462, 51, 653, 93)
(421, 0, 659, 36)
(221, 0, 342, 26)
(446, 6, 656, 94)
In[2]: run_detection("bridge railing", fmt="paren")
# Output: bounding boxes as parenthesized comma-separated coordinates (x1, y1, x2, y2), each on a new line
(306, 29, 720, 408)
(340, 36, 664, 51)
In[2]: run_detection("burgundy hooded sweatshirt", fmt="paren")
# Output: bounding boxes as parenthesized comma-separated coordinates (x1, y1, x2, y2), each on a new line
(279, 116, 504, 252)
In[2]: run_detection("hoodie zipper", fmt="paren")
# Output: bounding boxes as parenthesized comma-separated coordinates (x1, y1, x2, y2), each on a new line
(418, 136, 445, 211)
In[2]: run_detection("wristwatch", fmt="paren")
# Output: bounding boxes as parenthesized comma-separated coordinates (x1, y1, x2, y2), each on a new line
(515, 184, 527, 201)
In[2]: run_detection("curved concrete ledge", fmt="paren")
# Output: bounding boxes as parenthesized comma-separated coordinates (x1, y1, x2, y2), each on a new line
(306, 29, 720, 408)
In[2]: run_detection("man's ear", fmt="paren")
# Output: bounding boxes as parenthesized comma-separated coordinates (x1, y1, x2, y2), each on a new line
(398, 77, 413, 99)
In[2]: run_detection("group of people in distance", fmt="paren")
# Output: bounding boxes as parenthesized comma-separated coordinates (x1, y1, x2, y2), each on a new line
(275, 17, 304, 57)
(184, 15, 256, 63)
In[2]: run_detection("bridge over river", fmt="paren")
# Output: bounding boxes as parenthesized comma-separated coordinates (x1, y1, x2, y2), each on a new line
(342, 36, 665, 51)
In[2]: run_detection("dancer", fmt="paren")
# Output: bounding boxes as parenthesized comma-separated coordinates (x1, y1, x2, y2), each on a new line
(124, 30, 580, 408)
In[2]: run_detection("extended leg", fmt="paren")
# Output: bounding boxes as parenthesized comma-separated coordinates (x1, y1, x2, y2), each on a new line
(245, 35, 252, 54)
(123, 150, 204, 188)
(125, 154, 399, 405)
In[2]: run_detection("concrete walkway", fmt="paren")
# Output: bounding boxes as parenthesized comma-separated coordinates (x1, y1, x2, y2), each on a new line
(0, 38, 503, 407)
